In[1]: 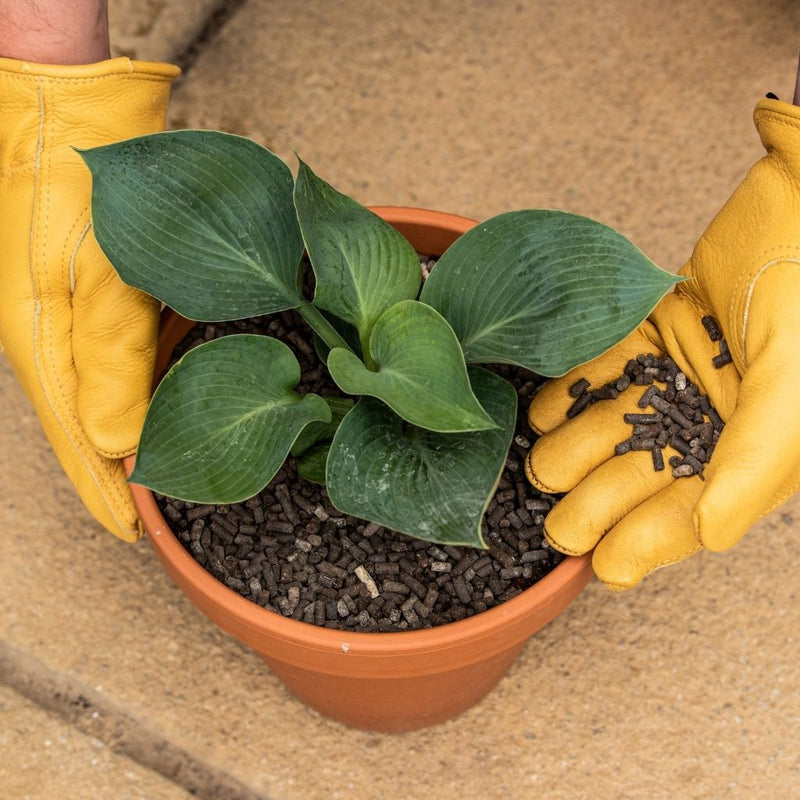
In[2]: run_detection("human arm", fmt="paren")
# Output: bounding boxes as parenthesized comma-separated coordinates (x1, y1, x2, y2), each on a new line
(0, 3, 180, 539)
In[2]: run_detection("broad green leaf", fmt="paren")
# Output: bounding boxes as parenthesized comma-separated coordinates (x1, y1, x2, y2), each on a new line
(80, 131, 304, 321)
(131, 335, 331, 503)
(327, 300, 496, 433)
(290, 396, 354, 456)
(326, 368, 516, 547)
(296, 443, 330, 485)
(420, 210, 685, 376)
(293, 159, 421, 353)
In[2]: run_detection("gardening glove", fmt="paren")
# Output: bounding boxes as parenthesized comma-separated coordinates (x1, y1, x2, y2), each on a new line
(525, 96, 800, 590)
(0, 57, 180, 541)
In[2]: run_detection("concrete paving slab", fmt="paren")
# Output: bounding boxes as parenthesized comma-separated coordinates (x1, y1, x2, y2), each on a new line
(166, 0, 800, 271)
(108, 0, 222, 64)
(0, 685, 189, 800)
(3, 1, 800, 798)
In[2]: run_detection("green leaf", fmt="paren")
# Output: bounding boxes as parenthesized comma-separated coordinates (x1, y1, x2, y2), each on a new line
(326, 368, 517, 547)
(131, 335, 331, 503)
(296, 443, 330, 485)
(290, 396, 354, 456)
(293, 158, 421, 354)
(327, 300, 496, 433)
(80, 131, 304, 321)
(420, 210, 685, 376)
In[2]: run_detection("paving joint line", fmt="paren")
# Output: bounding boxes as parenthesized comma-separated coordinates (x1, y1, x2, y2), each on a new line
(0, 639, 271, 800)
(172, 0, 248, 75)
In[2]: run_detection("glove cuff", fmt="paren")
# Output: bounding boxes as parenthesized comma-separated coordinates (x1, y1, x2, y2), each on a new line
(0, 57, 180, 167)
(0, 55, 180, 80)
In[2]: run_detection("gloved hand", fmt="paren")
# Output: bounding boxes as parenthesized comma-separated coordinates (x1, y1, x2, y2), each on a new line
(0, 57, 179, 540)
(526, 96, 800, 590)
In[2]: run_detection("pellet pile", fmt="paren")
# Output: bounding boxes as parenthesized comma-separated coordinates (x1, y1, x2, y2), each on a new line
(564, 316, 731, 479)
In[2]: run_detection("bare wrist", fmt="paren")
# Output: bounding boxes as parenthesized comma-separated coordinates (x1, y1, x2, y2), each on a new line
(0, 0, 110, 64)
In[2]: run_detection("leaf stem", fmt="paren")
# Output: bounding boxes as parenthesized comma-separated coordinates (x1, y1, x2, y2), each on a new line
(298, 301, 353, 354)
(359, 331, 377, 371)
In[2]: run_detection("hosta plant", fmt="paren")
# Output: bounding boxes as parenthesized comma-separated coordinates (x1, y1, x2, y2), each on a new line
(80, 131, 682, 548)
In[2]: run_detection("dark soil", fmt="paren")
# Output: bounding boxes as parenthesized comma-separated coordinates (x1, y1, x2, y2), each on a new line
(156, 260, 564, 633)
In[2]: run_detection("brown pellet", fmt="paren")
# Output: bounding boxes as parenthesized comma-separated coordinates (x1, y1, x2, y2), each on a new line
(443, 545, 464, 561)
(210, 512, 237, 535)
(423, 586, 439, 609)
(682, 454, 704, 474)
(615, 440, 632, 456)
(623, 412, 663, 425)
(652, 447, 665, 471)
(669, 435, 692, 456)
(712, 350, 733, 368)
(632, 425, 659, 438)
(382, 579, 410, 596)
(265, 520, 295, 534)
(701, 315, 723, 341)
(591, 383, 619, 401)
(568, 377, 591, 397)
(637, 385, 660, 408)
(401, 572, 428, 599)
(453, 575, 473, 605)
(274, 484, 300, 526)
(566, 392, 592, 418)
(521, 549, 550, 564)
(186, 504, 215, 522)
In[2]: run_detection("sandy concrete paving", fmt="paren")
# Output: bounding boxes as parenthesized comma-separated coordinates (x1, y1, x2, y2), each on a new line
(3, 1, 800, 798)
(0, 685, 190, 800)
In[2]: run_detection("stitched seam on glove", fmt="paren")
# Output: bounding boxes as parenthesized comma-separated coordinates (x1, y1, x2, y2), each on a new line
(524, 451, 560, 495)
(763, 480, 800, 517)
(31, 79, 138, 538)
(738, 254, 800, 367)
(602, 542, 703, 591)
(0, 66, 177, 89)
(755, 111, 800, 136)
(65, 217, 91, 294)
(65, 212, 149, 461)
(543, 528, 582, 556)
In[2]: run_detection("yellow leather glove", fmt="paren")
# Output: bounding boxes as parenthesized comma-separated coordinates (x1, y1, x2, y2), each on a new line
(0, 57, 179, 540)
(526, 97, 800, 590)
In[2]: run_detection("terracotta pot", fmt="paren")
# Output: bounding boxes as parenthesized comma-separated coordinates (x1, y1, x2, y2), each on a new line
(126, 206, 594, 732)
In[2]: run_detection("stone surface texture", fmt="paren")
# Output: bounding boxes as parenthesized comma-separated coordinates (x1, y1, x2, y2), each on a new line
(3, 1, 800, 799)
(0, 686, 190, 800)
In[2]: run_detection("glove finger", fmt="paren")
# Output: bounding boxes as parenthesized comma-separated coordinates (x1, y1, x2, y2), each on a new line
(592, 476, 704, 590)
(14, 291, 143, 541)
(526, 386, 656, 494)
(528, 322, 663, 434)
(696, 334, 800, 552)
(72, 232, 160, 459)
(542, 449, 674, 556)
(66, 446, 143, 542)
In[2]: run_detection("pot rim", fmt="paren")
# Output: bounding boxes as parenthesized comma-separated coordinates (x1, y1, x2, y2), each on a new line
(127, 204, 593, 660)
